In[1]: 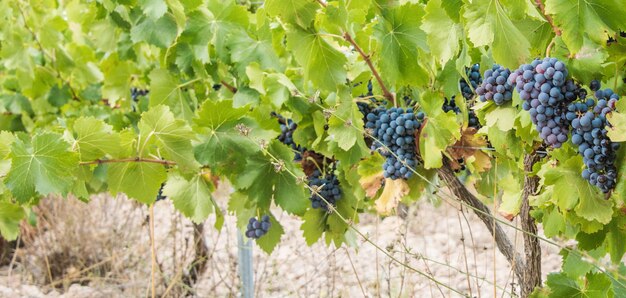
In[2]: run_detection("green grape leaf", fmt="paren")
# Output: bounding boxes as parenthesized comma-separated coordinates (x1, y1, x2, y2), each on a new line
(140, 0, 168, 20)
(421, 0, 460, 65)
(546, 273, 580, 297)
(193, 100, 273, 175)
(228, 192, 256, 228)
(327, 97, 364, 151)
(230, 32, 281, 74)
(545, 0, 626, 52)
(163, 173, 216, 223)
(441, 0, 462, 21)
(47, 84, 72, 107)
(606, 216, 626, 263)
(0, 202, 25, 240)
(206, 0, 250, 59)
(286, 27, 347, 91)
(418, 92, 461, 169)
(6, 133, 78, 202)
(70, 117, 121, 161)
(539, 155, 613, 224)
(373, 3, 428, 86)
(148, 69, 195, 121)
(233, 87, 260, 108)
(561, 250, 593, 279)
(264, 0, 318, 28)
(437, 60, 462, 97)
(138, 105, 199, 171)
(543, 206, 565, 237)
(255, 215, 284, 254)
(0, 131, 15, 159)
(583, 273, 613, 298)
(576, 230, 606, 251)
(485, 126, 523, 158)
(235, 141, 308, 215)
(107, 162, 167, 204)
(463, 0, 530, 68)
(300, 208, 326, 245)
(100, 57, 131, 104)
(131, 14, 177, 48)
(483, 103, 517, 131)
(552, 37, 608, 84)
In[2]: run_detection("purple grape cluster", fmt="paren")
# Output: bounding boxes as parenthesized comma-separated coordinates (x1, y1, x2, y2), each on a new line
(568, 85, 620, 193)
(308, 169, 342, 210)
(460, 64, 482, 100)
(130, 87, 149, 102)
(508, 58, 579, 148)
(476, 64, 513, 105)
(365, 108, 424, 179)
(443, 97, 461, 113)
(156, 183, 166, 201)
(273, 113, 304, 161)
(245, 215, 271, 239)
(443, 96, 480, 129)
(357, 81, 376, 117)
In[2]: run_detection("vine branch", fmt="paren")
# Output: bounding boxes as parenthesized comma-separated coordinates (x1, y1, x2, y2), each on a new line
(438, 160, 525, 283)
(534, 0, 561, 36)
(220, 80, 238, 93)
(342, 32, 395, 105)
(520, 153, 542, 297)
(80, 158, 176, 166)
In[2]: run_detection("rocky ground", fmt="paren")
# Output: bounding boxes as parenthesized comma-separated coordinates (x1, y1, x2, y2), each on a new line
(0, 188, 564, 298)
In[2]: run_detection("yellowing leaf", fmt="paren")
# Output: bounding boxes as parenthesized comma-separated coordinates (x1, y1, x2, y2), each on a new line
(375, 178, 409, 215)
(607, 112, 626, 142)
(359, 173, 384, 198)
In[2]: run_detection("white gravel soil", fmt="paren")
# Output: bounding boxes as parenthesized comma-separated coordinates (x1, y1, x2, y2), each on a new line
(0, 190, 564, 298)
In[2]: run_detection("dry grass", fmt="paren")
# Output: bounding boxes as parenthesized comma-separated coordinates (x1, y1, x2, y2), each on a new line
(1, 189, 564, 297)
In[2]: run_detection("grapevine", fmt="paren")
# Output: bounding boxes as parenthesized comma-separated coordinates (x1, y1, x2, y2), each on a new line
(0, 1, 624, 297)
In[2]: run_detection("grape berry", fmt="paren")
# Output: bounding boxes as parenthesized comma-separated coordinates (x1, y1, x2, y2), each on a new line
(245, 215, 271, 239)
